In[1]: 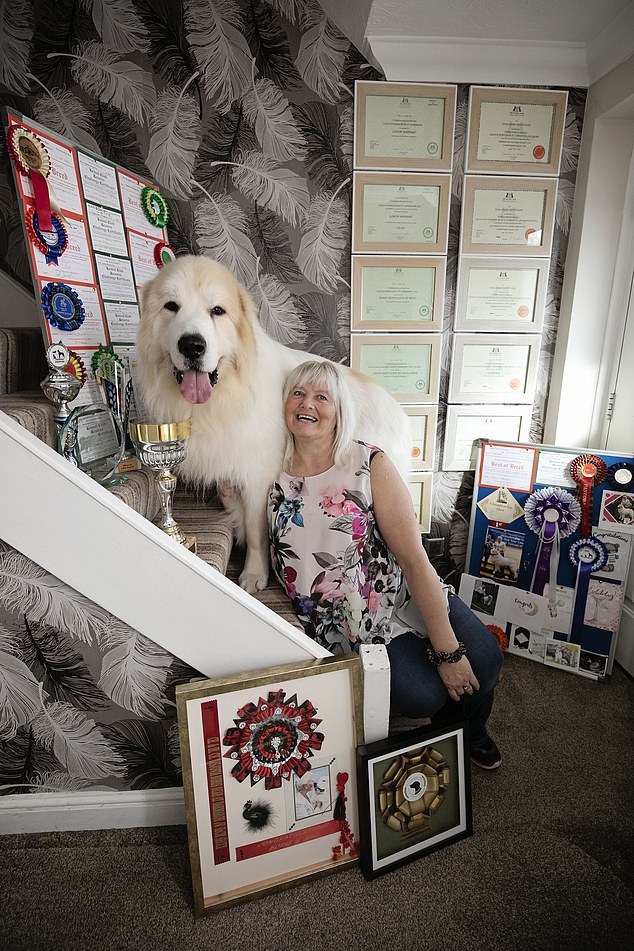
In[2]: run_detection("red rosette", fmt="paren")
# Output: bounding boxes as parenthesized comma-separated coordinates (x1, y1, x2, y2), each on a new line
(26, 206, 68, 262)
(6, 124, 53, 232)
(63, 349, 86, 387)
(570, 453, 607, 536)
(153, 241, 176, 269)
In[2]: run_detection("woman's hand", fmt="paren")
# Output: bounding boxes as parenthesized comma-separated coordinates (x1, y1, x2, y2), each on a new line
(438, 657, 480, 702)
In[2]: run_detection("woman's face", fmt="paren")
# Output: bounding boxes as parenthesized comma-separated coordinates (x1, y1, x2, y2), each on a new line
(284, 380, 337, 443)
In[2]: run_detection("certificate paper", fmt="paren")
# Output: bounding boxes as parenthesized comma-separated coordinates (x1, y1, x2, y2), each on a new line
(21, 134, 83, 216)
(449, 412, 528, 471)
(358, 342, 431, 397)
(41, 284, 108, 349)
(364, 95, 445, 161)
(104, 301, 140, 343)
(128, 230, 161, 287)
(471, 187, 545, 247)
(459, 343, 530, 395)
(477, 101, 554, 164)
(118, 170, 165, 239)
(362, 183, 439, 244)
(95, 253, 138, 302)
(465, 267, 538, 322)
(78, 152, 121, 209)
(86, 203, 128, 256)
(361, 265, 436, 323)
(535, 450, 577, 488)
(31, 214, 95, 286)
(480, 443, 537, 492)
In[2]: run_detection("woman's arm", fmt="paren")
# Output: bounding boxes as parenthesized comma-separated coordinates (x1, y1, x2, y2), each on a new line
(370, 451, 479, 700)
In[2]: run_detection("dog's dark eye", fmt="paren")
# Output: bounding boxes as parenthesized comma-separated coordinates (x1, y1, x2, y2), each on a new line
(164, 301, 179, 313)
(210, 306, 225, 317)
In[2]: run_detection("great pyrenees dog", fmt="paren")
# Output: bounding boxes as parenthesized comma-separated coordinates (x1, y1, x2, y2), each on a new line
(136, 255, 411, 593)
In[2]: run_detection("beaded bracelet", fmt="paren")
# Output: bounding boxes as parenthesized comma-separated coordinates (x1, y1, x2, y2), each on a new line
(426, 641, 467, 666)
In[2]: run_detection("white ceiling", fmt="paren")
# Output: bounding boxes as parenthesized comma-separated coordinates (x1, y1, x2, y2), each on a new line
(320, 0, 634, 86)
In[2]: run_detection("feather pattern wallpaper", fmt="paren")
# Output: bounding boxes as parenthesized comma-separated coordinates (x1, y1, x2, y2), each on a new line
(0, 1, 585, 792)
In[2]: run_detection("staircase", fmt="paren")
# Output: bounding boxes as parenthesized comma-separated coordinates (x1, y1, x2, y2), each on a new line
(0, 326, 341, 833)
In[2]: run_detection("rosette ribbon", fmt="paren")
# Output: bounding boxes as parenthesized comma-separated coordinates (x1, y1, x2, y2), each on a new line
(7, 125, 53, 232)
(524, 486, 581, 609)
(141, 186, 169, 228)
(570, 454, 607, 536)
(568, 537, 609, 636)
(63, 349, 86, 387)
(41, 283, 85, 333)
(606, 462, 634, 492)
(154, 241, 176, 268)
(27, 208, 68, 265)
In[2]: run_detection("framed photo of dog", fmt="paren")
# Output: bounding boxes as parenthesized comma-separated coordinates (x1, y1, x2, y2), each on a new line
(351, 256, 445, 332)
(356, 723, 472, 880)
(354, 80, 457, 172)
(176, 655, 363, 916)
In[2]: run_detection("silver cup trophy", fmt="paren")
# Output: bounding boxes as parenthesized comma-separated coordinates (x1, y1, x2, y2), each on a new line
(41, 343, 82, 462)
(128, 420, 196, 552)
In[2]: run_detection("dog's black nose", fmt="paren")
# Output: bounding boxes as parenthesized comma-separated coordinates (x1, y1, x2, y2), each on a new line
(178, 334, 206, 362)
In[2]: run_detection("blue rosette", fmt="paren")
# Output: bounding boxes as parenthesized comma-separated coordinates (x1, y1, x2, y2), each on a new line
(41, 282, 85, 333)
(606, 462, 634, 491)
(524, 486, 581, 604)
(28, 208, 68, 265)
(568, 537, 609, 634)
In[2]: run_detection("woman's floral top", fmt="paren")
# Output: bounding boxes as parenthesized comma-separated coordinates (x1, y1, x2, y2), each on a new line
(267, 441, 430, 654)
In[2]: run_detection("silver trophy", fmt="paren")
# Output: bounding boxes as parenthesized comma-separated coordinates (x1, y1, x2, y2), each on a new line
(128, 420, 196, 551)
(41, 342, 82, 461)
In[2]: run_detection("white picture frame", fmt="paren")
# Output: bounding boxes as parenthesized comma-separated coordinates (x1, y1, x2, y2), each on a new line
(442, 404, 533, 471)
(454, 256, 549, 333)
(460, 175, 557, 257)
(448, 333, 541, 404)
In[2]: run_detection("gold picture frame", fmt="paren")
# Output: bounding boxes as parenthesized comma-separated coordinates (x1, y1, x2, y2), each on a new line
(461, 175, 558, 257)
(407, 473, 434, 533)
(176, 655, 364, 916)
(350, 333, 441, 403)
(354, 80, 456, 171)
(351, 255, 445, 332)
(352, 171, 451, 255)
(403, 404, 438, 471)
(466, 86, 568, 176)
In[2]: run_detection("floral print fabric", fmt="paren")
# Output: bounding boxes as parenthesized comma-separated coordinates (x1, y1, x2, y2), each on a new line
(268, 441, 419, 653)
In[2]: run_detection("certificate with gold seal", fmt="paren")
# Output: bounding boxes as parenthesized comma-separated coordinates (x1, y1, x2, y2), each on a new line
(350, 333, 441, 403)
(466, 86, 568, 176)
(353, 171, 451, 255)
(354, 80, 456, 171)
(461, 176, 557, 257)
(455, 256, 549, 332)
(351, 256, 444, 331)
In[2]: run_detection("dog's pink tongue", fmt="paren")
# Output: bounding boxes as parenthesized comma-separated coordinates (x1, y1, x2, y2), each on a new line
(180, 369, 213, 404)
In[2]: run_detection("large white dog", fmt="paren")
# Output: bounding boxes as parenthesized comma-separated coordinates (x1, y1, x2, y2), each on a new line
(136, 256, 411, 593)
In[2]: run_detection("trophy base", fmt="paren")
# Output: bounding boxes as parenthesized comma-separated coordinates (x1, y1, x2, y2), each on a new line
(159, 523, 197, 553)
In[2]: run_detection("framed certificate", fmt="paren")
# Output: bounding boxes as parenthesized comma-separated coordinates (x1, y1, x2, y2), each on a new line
(350, 333, 441, 403)
(448, 333, 541, 404)
(352, 172, 451, 255)
(351, 256, 444, 332)
(354, 80, 456, 172)
(442, 405, 532, 471)
(461, 176, 557, 257)
(466, 86, 568, 176)
(403, 404, 438, 471)
(454, 256, 549, 333)
(407, 474, 433, 533)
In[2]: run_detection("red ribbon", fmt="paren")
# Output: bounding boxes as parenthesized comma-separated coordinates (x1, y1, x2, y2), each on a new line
(570, 455, 607, 536)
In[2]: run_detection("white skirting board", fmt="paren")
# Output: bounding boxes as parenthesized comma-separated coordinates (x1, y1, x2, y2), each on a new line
(0, 788, 186, 835)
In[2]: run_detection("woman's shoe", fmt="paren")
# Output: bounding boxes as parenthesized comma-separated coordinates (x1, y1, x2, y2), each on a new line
(470, 737, 502, 770)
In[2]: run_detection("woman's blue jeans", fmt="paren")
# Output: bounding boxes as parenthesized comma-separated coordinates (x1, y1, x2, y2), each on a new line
(386, 593, 504, 748)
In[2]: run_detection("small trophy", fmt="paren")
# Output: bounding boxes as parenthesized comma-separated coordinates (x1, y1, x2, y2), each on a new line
(128, 420, 196, 552)
(41, 342, 81, 461)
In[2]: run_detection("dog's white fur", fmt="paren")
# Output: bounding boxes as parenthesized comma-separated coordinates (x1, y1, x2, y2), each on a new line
(136, 256, 411, 592)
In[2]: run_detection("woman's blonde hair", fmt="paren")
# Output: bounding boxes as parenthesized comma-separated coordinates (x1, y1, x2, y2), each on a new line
(282, 360, 357, 470)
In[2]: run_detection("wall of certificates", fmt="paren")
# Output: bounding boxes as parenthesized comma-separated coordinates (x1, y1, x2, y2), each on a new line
(351, 82, 571, 513)
(4, 108, 171, 408)
(462, 440, 634, 681)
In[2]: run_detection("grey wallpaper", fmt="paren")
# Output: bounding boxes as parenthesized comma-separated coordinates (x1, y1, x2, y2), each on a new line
(0, 1, 586, 794)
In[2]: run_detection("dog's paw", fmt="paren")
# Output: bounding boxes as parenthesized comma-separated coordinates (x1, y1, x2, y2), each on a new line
(239, 570, 269, 594)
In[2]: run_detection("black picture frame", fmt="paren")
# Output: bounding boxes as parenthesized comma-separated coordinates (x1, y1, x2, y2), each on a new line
(356, 722, 472, 880)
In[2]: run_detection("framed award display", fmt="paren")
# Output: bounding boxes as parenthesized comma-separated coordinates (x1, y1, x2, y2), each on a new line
(466, 86, 568, 176)
(407, 473, 433, 532)
(351, 256, 444, 332)
(177, 655, 363, 916)
(448, 333, 541, 404)
(461, 176, 557, 257)
(404, 405, 438, 471)
(442, 404, 532, 471)
(352, 172, 451, 255)
(454, 256, 549, 333)
(357, 723, 472, 880)
(350, 333, 441, 403)
(354, 81, 456, 172)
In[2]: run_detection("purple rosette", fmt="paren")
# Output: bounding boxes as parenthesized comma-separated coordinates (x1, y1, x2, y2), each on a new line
(524, 486, 581, 603)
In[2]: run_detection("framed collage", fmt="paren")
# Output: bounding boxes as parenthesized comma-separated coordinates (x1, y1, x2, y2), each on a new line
(177, 655, 363, 915)
(465, 86, 568, 177)
(354, 81, 456, 172)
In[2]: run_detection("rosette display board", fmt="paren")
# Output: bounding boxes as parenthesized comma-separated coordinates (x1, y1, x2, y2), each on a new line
(4, 108, 171, 408)
(463, 440, 634, 680)
(176, 656, 362, 916)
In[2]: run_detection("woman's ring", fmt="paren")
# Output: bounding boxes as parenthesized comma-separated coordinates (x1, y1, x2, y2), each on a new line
(463, 683, 472, 692)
